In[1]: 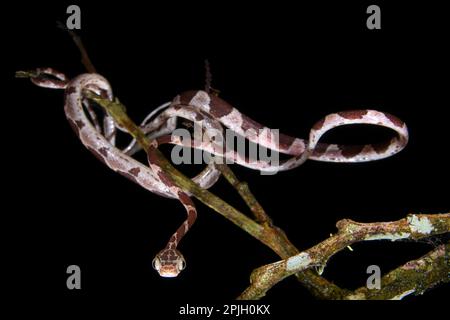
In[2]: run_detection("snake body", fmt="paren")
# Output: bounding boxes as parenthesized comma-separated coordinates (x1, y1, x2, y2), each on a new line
(24, 69, 409, 277)
(168, 91, 409, 172)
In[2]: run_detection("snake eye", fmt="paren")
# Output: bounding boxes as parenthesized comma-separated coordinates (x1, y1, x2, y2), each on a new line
(152, 257, 161, 271)
(178, 258, 186, 271)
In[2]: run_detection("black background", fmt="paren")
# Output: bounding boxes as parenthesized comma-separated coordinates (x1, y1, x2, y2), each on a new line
(5, 0, 449, 313)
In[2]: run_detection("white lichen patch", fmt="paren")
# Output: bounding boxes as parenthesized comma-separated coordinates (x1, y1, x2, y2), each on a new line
(345, 292, 366, 300)
(364, 232, 411, 241)
(286, 252, 312, 271)
(390, 289, 416, 300)
(407, 215, 434, 234)
(315, 264, 326, 275)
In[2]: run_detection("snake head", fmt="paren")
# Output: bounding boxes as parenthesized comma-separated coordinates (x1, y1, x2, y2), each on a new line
(152, 248, 186, 277)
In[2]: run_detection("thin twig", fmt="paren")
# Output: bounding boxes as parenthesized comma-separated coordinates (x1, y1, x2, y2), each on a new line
(214, 163, 271, 225)
(57, 21, 97, 73)
(204, 59, 212, 93)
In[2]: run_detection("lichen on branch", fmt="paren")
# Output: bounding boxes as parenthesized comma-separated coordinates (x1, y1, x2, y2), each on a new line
(238, 213, 450, 300)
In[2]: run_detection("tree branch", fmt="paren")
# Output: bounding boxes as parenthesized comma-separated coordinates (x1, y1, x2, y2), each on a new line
(345, 242, 449, 300)
(238, 213, 450, 300)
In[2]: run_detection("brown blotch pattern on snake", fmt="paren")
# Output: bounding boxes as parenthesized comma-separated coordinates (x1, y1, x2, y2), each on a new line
(371, 140, 392, 154)
(180, 91, 199, 105)
(157, 171, 176, 188)
(117, 170, 139, 184)
(98, 147, 109, 158)
(384, 113, 404, 128)
(209, 98, 234, 118)
(66, 86, 77, 95)
(339, 144, 366, 158)
(75, 120, 85, 129)
(337, 110, 368, 120)
(241, 116, 265, 132)
(195, 113, 204, 121)
(87, 146, 107, 165)
(312, 118, 326, 131)
(128, 167, 141, 177)
(312, 143, 328, 157)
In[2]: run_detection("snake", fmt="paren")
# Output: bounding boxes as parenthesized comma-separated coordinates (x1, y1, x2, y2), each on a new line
(21, 68, 409, 277)
(156, 91, 409, 172)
